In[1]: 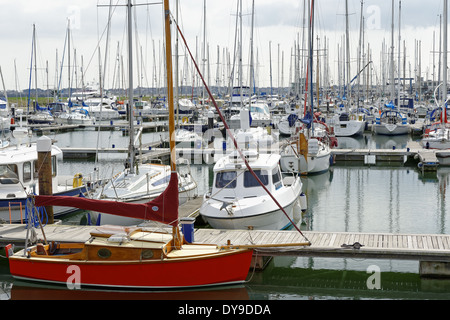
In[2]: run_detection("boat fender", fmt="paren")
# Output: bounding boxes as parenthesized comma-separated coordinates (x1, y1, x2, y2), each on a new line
(73, 173, 83, 188)
(299, 192, 307, 212)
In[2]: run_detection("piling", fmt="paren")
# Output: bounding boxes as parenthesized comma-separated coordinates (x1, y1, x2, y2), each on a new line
(36, 136, 54, 224)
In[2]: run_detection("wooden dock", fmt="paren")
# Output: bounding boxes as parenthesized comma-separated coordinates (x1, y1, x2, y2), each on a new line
(0, 222, 449, 277)
(330, 141, 448, 170)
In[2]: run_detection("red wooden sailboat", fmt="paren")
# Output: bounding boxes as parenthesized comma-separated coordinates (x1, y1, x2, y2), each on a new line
(5, 0, 253, 290)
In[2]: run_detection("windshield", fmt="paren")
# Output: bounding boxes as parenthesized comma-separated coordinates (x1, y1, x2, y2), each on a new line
(0, 165, 19, 184)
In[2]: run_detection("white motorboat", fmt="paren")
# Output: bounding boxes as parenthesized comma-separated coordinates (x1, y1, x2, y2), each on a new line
(200, 148, 303, 230)
(83, 97, 120, 120)
(0, 133, 99, 223)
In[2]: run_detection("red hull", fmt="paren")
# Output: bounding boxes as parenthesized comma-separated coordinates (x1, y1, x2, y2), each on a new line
(9, 249, 253, 289)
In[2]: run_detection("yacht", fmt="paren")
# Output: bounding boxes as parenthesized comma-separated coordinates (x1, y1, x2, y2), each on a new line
(372, 104, 410, 136)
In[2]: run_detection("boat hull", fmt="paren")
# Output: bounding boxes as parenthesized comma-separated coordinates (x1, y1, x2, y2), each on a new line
(372, 124, 410, 136)
(333, 120, 365, 137)
(201, 197, 301, 230)
(280, 148, 331, 175)
(9, 248, 253, 289)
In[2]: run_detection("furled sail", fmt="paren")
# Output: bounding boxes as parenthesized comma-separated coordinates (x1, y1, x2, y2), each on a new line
(35, 172, 179, 226)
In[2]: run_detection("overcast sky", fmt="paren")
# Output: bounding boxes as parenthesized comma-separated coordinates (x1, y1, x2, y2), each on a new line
(0, 0, 446, 93)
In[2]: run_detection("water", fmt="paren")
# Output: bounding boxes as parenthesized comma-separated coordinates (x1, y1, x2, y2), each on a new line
(1, 128, 450, 301)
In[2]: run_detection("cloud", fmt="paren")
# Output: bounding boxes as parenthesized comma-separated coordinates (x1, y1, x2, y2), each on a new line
(0, 0, 447, 92)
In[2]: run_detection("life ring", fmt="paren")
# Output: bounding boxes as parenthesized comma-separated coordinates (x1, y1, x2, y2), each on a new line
(182, 117, 189, 123)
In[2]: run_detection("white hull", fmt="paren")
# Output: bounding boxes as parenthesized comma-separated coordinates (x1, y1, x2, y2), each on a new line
(89, 188, 197, 226)
(421, 127, 450, 149)
(201, 196, 301, 230)
(280, 148, 331, 175)
(373, 123, 410, 135)
(333, 120, 365, 137)
(91, 163, 198, 226)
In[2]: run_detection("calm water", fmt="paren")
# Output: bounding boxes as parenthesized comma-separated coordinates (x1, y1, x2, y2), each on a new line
(1, 127, 450, 300)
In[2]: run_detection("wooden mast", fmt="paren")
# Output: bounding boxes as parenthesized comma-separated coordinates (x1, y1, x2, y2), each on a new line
(163, 0, 182, 248)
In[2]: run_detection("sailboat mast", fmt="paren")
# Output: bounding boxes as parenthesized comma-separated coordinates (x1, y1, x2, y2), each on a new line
(163, 0, 176, 173)
(443, 0, 447, 108)
(390, 0, 395, 103)
(127, 0, 136, 174)
(345, 0, 351, 110)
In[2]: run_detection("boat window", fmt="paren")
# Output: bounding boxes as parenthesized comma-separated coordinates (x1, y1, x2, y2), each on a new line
(97, 248, 111, 259)
(0, 165, 19, 184)
(23, 161, 32, 182)
(272, 168, 281, 184)
(244, 170, 268, 188)
(215, 171, 237, 189)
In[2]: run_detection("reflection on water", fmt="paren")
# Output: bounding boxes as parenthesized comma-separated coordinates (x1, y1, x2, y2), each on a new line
(247, 256, 450, 300)
(9, 282, 250, 300)
(300, 166, 450, 235)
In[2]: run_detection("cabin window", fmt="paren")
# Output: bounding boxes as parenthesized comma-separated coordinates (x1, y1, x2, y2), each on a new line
(141, 249, 154, 259)
(23, 162, 32, 182)
(0, 165, 19, 184)
(272, 168, 281, 184)
(244, 170, 268, 188)
(215, 171, 237, 189)
(97, 248, 112, 259)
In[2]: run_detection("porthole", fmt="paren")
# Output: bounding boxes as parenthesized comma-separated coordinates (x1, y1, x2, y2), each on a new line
(141, 249, 154, 259)
(97, 248, 111, 259)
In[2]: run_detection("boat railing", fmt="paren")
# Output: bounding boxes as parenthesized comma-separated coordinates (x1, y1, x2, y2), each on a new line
(281, 171, 299, 187)
(8, 202, 23, 224)
(59, 169, 103, 193)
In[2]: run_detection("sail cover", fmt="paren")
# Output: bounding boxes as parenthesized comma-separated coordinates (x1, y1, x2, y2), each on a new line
(35, 172, 179, 226)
